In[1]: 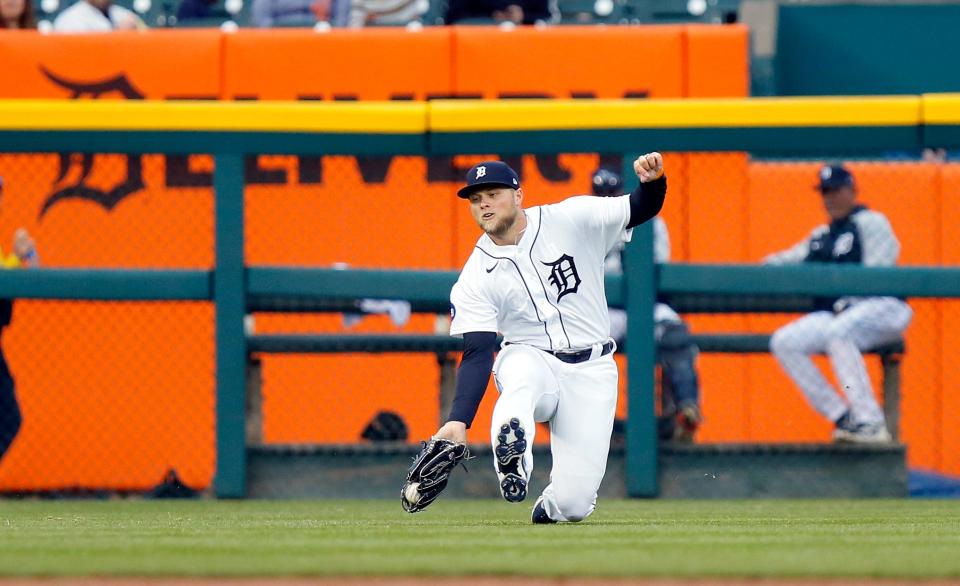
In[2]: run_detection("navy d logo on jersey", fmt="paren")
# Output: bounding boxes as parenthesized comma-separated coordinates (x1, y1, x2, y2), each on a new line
(542, 254, 581, 302)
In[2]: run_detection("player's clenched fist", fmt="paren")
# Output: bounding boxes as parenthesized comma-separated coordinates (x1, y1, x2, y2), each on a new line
(634, 152, 664, 183)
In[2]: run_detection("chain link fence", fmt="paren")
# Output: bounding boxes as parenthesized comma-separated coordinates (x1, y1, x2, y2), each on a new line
(247, 152, 960, 483)
(0, 152, 214, 494)
(0, 150, 956, 494)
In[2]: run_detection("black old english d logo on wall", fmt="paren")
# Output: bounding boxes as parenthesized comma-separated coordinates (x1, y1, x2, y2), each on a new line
(38, 67, 146, 219)
(541, 254, 581, 302)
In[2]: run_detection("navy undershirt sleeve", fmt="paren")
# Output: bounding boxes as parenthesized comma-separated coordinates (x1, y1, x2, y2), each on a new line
(627, 175, 667, 229)
(447, 331, 499, 428)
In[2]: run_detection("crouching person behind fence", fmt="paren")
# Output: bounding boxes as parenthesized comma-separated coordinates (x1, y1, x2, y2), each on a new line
(763, 164, 911, 444)
(591, 167, 702, 442)
(0, 177, 39, 463)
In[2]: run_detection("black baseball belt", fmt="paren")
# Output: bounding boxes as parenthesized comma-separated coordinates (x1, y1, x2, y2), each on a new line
(506, 340, 615, 364)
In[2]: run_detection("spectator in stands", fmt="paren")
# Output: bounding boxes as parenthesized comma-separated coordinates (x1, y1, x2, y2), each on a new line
(251, 0, 350, 27)
(348, 0, 428, 26)
(591, 167, 702, 442)
(53, 0, 145, 31)
(252, 0, 426, 27)
(0, 177, 39, 465)
(922, 148, 948, 163)
(445, 0, 555, 25)
(0, 0, 37, 28)
(764, 163, 912, 444)
(175, 0, 218, 20)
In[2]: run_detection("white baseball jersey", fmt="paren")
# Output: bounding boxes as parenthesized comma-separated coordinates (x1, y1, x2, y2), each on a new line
(604, 215, 670, 274)
(450, 194, 632, 351)
(605, 216, 679, 342)
(53, 0, 142, 32)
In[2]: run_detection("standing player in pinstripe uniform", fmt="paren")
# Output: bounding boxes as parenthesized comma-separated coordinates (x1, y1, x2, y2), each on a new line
(765, 164, 912, 443)
(431, 153, 666, 524)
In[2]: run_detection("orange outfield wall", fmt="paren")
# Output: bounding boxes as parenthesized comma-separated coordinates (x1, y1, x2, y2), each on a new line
(0, 29, 222, 99)
(0, 25, 748, 490)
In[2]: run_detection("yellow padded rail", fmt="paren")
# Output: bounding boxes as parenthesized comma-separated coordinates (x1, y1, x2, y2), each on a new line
(429, 97, 922, 131)
(0, 100, 428, 133)
(922, 94, 960, 124)
(2, 96, 957, 134)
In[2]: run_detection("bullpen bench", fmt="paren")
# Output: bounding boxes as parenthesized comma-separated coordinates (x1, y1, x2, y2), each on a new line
(647, 293, 908, 498)
(688, 333, 905, 440)
(664, 292, 906, 440)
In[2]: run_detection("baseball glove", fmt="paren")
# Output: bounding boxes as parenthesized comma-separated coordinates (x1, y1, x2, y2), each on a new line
(401, 438, 471, 513)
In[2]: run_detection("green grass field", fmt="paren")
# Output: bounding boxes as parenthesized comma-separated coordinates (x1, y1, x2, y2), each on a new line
(0, 499, 957, 578)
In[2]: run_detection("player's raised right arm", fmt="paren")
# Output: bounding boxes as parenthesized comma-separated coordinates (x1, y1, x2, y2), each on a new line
(626, 152, 667, 229)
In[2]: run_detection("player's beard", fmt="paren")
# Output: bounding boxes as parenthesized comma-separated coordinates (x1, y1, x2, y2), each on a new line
(482, 204, 521, 240)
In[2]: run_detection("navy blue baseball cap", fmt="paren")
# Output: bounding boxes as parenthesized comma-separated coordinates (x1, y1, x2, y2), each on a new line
(457, 161, 520, 198)
(816, 164, 855, 192)
(591, 168, 622, 197)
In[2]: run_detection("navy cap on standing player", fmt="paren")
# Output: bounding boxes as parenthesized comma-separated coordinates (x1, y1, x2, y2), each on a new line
(591, 168, 622, 197)
(816, 164, 855, 192)
(457, 161, 521, 198)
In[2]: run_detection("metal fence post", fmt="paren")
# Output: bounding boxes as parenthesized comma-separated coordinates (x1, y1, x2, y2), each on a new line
(214, 153, 247, 498)
(622, 154, 658, 497)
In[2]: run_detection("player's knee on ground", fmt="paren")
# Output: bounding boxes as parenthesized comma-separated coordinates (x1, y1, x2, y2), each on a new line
(552, 488, 596, 522)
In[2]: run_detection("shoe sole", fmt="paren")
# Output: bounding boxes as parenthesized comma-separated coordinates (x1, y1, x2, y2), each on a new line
(833, 428, 892, 444)
(496, 418, 528, 503)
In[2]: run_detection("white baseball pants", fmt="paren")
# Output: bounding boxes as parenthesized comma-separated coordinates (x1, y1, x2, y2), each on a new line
(491, 343, 619, 522)
(770, 297, 912, 425)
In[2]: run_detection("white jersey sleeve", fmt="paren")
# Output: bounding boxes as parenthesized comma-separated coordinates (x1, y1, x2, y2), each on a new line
(854, 210, 900, 266)
(762, 226, 824, 265)
(552, 194, 632, 255)
(449, 272, 498, 336)
(654, 216, 670, 264)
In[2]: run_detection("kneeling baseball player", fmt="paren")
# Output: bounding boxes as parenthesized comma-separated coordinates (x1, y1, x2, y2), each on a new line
(402, 153, 666, 523)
